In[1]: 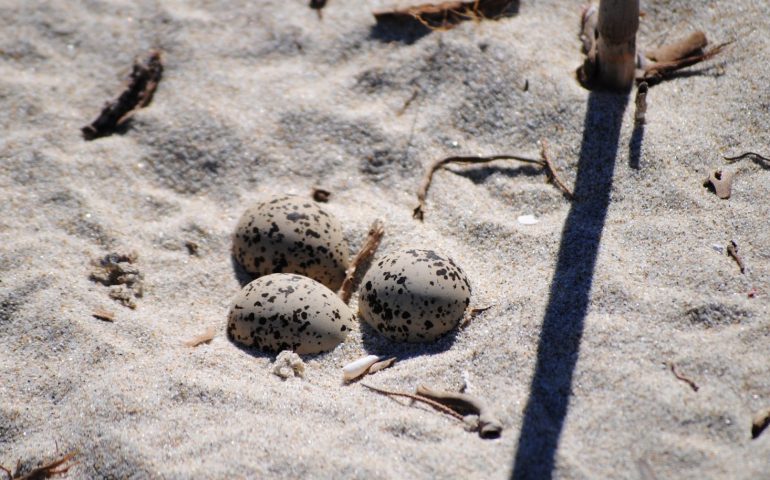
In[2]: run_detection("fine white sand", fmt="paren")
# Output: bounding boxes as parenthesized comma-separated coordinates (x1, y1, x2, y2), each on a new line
(1, 1, 769, 478)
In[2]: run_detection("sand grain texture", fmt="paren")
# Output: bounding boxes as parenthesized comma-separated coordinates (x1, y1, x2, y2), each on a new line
(1, 1, 769, 479)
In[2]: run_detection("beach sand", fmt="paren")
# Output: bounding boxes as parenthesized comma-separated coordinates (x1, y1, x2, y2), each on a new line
(1, 1, 768, 478)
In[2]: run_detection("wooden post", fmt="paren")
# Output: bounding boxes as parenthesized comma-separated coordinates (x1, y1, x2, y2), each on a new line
(596, 0, 639, 90)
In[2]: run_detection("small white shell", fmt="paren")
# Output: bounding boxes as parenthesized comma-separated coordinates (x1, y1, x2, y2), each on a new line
(517, 214, 539, 225)
(342, 354, 381, 381)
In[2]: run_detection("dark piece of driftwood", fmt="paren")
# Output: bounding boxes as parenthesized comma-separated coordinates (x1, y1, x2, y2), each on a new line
(82, 51, 163, 140)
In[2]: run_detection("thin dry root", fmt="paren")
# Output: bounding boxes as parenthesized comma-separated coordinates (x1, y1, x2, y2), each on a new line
(337, 220, 385, 304)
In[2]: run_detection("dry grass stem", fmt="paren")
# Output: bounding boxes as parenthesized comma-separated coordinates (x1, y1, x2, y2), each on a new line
(337, 219, 385, 304)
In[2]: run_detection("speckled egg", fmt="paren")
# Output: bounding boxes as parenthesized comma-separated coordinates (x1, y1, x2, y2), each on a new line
(358, 249, 471, 343)
(227, 273, 355, 354)
(232, 195, 349, 290)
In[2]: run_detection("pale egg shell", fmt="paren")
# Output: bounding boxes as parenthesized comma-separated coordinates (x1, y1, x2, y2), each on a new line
(227, 273, 355, 354)
(232, 195, 349, 290)
(358, 248, 471, 343)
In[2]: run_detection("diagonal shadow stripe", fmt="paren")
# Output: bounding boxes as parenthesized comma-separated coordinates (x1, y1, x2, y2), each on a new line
(511, 91, 628, 479)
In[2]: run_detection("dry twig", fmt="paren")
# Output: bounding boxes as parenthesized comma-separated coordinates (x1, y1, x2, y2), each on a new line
(727, 240, 746, 274)
(413, 141, 573, 220)
(1, 451, 78, 480)
(337, 220, 385, 304)
(668, 362, 699, 392)
(82, 51, 163, 140)
(361, 383, 465, 422)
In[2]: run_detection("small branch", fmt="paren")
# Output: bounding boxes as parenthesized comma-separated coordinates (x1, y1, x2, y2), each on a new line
(361, 383, 466, 422)
(668, 362, 699, 392)
(337, 220, 385, 304)
(727, 240, 746, 274)
(413, 145, 573, 220)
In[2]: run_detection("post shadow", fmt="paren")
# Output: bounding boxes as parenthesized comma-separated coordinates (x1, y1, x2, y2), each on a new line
(511, 91, 628, 479)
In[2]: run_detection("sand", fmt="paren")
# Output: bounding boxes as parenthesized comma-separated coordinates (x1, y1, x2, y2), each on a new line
(1, 1, 769, 478)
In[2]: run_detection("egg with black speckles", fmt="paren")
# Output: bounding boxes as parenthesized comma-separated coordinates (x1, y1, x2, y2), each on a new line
(358, 248, 471, 343)
(232, 195, 349, 290)
(227, 273, 355, 354)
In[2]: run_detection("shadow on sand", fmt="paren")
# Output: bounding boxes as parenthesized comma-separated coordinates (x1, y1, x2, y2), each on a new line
(510, 91, 628, 479)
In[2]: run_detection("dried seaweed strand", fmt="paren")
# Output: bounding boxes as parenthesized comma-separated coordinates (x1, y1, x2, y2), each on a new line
(361, 384, 465, 422)
(2, 451, 78, 480)
(724, 152, 770, 164)
(414, 153, 544, 221)
(337, 220, 385, 304)
(668, 363, 699, 392)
